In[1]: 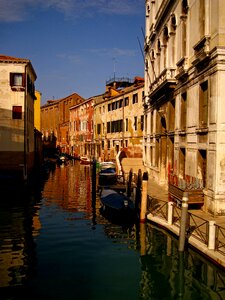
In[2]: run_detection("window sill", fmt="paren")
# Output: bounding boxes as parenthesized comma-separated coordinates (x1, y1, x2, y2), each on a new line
(11, 86, 25, 92)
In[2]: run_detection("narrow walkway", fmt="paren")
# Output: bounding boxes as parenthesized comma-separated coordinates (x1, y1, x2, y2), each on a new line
(147, 178, 225, 226)
(146, 178, 225, 269)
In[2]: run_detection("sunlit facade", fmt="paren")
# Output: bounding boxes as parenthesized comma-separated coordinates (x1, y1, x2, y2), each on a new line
(0, 55, 36, 180)
(94, 77, 144, 162)
(144, 0, 225, 215)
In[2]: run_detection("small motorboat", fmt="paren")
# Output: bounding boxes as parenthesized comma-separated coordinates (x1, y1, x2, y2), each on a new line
(100, 188, 136, 222)
(98, 162, 117, 186)
(80, 156, 91, 165)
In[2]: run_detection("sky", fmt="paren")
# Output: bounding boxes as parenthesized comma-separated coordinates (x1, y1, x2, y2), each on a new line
(0, 0, 145, 104)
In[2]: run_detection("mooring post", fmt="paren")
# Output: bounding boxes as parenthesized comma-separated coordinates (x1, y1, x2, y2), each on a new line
(140, 172, 148, 223)
(208, 220, 216, 250)
(135, 169, 142, 212)
(127, 168, 133, 197)
(168, 201, 174, 225)
(178, 192, 189, 251)
(92, 158, 96, 201)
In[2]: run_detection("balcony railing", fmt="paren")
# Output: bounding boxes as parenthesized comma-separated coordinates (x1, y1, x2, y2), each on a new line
(149, 67, 176, 101)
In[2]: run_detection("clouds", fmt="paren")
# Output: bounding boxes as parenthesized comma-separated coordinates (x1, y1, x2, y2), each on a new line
(0, 0, 143, 23)
(88, 47, 137, 58)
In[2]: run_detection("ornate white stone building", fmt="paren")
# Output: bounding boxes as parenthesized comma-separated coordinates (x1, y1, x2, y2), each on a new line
(143, 0, 225, 215)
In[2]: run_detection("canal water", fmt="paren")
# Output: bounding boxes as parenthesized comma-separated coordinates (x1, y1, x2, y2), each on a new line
(0, 161, 225, 300)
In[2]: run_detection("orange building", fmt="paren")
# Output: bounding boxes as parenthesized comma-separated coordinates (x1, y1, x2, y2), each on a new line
(41, 93, 85, 155)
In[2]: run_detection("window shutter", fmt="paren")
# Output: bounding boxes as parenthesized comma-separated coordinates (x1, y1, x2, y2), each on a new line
(22, 73, 26, 87)
(10, 73, 13, 86)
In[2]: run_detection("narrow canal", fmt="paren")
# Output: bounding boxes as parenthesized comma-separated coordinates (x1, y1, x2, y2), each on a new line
(0, 161, 225, 300)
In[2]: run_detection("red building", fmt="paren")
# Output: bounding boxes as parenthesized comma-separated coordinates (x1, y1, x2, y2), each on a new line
(69, 97, 95, 159)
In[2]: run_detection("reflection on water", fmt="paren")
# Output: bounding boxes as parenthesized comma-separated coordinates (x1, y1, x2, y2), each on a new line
(0, 161, 225, 300)
(138, 223, 225, 299)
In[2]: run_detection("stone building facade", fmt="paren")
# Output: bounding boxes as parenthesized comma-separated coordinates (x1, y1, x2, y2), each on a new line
(41, 93, 84, 155)
(94, 77, 144, 162)
(69, 97, 94, 158)
(143, 0, 225, 215)
(0, 55, 37, 181)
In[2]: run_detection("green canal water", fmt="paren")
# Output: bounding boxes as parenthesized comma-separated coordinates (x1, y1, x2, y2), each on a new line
(0, 161, 225, 300)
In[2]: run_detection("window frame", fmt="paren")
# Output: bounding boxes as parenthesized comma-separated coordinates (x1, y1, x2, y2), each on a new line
(12, 105, 22, 119)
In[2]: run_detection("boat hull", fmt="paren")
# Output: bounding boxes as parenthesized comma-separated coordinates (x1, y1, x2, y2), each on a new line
(100, 189, 136, 223)
(98, 162, 117, 186)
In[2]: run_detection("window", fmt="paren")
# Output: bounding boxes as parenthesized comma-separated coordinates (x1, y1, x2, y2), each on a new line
(181, 92, 187, 130)
(199, 81, 208, 127)
(124, 97, 129, 106)
(155, 138, 159, 167)
(141, 115, 144, 131)
(168, 99, 175, 132)
(97, 124, 101, 134)
(81, 121, 87, 131)
(134, 116, 137, 130)
(125, 118, 128, 131)
(12, 106, 22, 119)
(151, 111, 154, 134)
(10, 73, 25, 89)
(132, 93, 138, 104)
(107, 122, 110, 133)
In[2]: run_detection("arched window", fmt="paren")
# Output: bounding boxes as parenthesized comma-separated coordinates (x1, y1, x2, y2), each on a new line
(171, 14, 177, 32)
(182, 0, 188, 14)
(181, 1, 188, 58)
(163, 26, 169, 68)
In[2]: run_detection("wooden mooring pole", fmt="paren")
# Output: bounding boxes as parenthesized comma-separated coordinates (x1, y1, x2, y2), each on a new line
(140, 172, 148, 223)
(178, 192, 189, 251)
(92, 158, 96, 201)
(91, 159, 97, 229)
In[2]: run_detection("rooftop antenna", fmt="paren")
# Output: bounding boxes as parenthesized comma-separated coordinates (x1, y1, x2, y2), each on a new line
(137, 35, 151, 85)
(141, 26, 156, 80)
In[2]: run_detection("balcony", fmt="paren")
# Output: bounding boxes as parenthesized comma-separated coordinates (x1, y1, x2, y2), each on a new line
(176, 56, 188, 80)
(192, 35, 211, 68)
(149, 67, 176, 102)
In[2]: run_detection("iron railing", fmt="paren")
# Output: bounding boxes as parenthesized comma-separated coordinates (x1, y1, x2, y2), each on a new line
(188, 213, 209, 245)
(215, 224, 225, 256)
(148, 200, 225, 257)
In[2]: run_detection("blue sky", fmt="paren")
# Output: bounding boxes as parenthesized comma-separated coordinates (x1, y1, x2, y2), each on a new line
(0, 0, 145, 104)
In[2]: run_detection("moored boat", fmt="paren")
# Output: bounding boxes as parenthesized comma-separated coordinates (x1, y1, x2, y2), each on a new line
(98, 161, 117, 186)
(100, 188, 136, 223)
(80, 156, 91, 165)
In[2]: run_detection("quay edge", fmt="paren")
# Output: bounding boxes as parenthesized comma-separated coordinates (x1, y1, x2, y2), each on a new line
(147, 213, 225, 270)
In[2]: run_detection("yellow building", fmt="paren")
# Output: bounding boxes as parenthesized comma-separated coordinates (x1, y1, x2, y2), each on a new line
(94, 77, 144, 162)
(34, 90, 41, 131)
